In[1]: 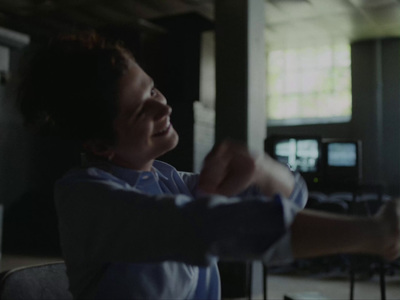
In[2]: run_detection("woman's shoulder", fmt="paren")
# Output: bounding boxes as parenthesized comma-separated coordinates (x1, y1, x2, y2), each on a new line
(56, 165, 128, 188)
(153, 160, 199, 195)
(153, 160, 198, 180)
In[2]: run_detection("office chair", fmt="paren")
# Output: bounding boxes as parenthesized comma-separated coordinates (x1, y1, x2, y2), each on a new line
(0, 262, 72, 300)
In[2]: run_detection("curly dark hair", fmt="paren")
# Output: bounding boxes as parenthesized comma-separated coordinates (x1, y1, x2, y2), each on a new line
(17, 31, 134, 143)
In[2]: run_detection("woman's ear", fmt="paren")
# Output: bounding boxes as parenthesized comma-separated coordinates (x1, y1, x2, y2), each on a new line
(83, 139, 115, 161)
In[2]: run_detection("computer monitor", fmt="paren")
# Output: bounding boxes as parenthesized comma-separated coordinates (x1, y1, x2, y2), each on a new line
(322, 138, 362, 186)
(265, 135, 322, 187)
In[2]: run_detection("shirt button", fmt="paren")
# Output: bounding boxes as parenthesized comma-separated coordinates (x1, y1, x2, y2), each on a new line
(142, 175, 149, 180)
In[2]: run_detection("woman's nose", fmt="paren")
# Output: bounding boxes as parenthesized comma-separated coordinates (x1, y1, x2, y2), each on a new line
(155, 91, 167, 105)
(146, 99, 171, 121)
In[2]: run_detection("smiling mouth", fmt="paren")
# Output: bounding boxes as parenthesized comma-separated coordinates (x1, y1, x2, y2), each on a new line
(153, 122, 171, 137)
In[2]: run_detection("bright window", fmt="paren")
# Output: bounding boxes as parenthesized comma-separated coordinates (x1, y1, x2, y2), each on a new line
(266, 44, 352, 126)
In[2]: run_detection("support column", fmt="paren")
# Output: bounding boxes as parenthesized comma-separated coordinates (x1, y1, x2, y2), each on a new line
(351, 38, 400, 195)
(381, 38, 400, 195)
(214, 1, 266, 299)
(215, 0, 266, 153)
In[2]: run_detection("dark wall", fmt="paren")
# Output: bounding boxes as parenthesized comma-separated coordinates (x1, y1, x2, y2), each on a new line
(381, 39, 400, 195)
(1, 43, 83, 255)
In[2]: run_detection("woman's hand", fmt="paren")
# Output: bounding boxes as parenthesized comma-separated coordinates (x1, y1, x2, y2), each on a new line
(198, 140, 295, 197)
(252, 152, 295, 198)
(198, 140, 256, 197)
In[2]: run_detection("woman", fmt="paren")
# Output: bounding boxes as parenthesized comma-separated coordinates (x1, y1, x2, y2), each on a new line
(18, 32, 399, 300)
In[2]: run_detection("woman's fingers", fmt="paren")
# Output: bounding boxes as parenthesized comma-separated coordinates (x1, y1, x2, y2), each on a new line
(213, 149, 256, 196)
(198, 140, 256, 196)
(198, 142, 231, 194)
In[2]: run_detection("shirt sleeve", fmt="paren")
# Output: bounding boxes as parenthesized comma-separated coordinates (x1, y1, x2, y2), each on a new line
(178, 170, 308, 264)
(55, 169, 308, 267)
(252, 173, 308, 265)
(192, 173, 307, 265)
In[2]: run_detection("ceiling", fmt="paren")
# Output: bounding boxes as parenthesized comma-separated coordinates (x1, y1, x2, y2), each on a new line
(0, 0, 399, 48)
(265, 0, 400, 49)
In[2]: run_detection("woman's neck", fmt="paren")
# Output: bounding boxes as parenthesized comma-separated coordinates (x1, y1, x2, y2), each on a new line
(110, 154, 154, 171)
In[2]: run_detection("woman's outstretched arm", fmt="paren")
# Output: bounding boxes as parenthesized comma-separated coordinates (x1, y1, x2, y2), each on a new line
(198, 140, 400, 262)
(291, 199, 400, 261)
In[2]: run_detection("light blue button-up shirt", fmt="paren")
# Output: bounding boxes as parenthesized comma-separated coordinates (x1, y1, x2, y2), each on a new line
(55, 160, 307, 299)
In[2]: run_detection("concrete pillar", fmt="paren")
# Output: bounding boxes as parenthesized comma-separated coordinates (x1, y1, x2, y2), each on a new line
(215, 0, 266, 153)
(351, 38, 400, 194)
(381, 39, 400, 195)
(214, 1, 266, 298)
(351, 41, 382, 185)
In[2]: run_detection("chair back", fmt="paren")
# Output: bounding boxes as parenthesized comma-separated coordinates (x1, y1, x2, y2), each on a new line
(0, 262, 72, 300)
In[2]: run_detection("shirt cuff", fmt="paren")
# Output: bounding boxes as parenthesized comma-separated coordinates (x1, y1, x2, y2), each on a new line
(288, 172, 309, 209)
(261, 195, 300, 265)
(262, 173, 308, 265)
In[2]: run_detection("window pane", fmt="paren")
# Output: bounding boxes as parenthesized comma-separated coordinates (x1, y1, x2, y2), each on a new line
(285, 50, 298, 71)
(334, 68, 351, 92)
(267, 72, 284, 95)
(268, 51, 285, 73)
(266, 43, 352, 126)
(285, 73, 300, 94)
(334, 44, 351, 67)
(316, 47, 333, 69)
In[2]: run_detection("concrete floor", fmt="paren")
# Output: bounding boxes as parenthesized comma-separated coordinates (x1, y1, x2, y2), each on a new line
(250, 260, 400, 300)
(263, 273, 400, 300)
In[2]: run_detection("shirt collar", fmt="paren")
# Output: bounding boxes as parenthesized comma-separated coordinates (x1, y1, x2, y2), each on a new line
(88, 160, 170, 187)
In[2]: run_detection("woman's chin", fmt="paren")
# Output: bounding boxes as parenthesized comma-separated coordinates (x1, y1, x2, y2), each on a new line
(153, 131, 179, 158)
(163, 132, 179, 154)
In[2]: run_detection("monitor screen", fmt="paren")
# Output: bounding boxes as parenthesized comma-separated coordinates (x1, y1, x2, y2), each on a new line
(274, 138, 319, 172)
(327, 143, 357, 167)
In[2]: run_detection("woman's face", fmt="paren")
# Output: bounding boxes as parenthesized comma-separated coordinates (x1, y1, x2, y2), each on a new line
(111, 60, 179, 170)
